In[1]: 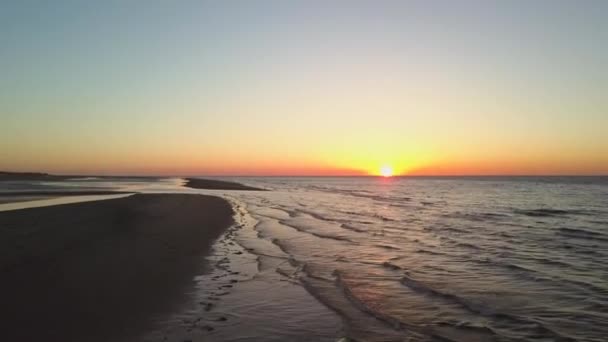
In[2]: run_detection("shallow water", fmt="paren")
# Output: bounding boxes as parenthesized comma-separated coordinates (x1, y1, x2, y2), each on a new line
(224, 176, 608, 342)
(140, 198, 343, 341)
(3, 176, 607, 341)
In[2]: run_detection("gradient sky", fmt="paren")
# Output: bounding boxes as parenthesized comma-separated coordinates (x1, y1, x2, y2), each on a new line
(1, 0, 607, 176)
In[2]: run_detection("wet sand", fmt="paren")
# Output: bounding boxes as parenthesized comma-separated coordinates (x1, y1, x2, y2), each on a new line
(0, 193, 233, 342)
(0, 190, 132, 205)
(0, 190, 131, 196)
(0, 195, 57, 204)
(185, 178, 265, 191)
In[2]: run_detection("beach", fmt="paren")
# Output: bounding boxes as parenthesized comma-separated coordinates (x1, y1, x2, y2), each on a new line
(0, 193, 233, 342)
(3, 1, 605, 340)
(1, 175, 606, 342)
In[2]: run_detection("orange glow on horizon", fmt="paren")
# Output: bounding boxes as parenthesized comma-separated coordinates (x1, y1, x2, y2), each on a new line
(3, 143, 607, 177)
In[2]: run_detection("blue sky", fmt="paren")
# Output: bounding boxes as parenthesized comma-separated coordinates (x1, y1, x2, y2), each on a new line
(1, 1, 606, 175)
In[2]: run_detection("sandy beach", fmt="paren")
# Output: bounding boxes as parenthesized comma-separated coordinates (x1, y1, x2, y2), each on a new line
(0, 193, 233, 342)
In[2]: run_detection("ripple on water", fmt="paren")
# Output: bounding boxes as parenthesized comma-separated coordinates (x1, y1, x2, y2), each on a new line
(229, 177, 608, 342)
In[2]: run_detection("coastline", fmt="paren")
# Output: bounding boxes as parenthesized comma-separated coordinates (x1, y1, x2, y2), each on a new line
(0, 193, 234, 341)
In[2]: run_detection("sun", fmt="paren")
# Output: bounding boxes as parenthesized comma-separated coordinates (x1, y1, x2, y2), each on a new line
(380, 165, 394, 177)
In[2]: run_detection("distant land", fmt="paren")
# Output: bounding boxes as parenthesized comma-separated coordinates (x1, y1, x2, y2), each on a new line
(184, 178, 266, 191)
(0, 171, 265, 192)
(0, 171, 71, 181)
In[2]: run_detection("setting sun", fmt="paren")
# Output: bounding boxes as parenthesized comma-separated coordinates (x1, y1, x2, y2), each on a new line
(380, 165, 394, 177)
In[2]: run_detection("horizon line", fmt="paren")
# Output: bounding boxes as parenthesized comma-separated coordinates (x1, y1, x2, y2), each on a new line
(3, 171, 606, 178)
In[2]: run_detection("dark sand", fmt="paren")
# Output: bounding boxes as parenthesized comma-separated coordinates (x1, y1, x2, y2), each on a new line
(185, 178, 265, 191)
(0, 193, 233, 342)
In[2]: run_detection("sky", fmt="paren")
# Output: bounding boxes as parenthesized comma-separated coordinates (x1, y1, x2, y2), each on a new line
(1, 0, 607, 176)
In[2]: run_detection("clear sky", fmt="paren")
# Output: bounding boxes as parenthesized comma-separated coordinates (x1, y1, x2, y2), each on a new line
(1, 1, 606, 176)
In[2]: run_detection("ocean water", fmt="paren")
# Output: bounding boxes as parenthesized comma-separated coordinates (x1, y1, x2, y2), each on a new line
(2, 176, 607, 341)
(225, 176, 608, 342)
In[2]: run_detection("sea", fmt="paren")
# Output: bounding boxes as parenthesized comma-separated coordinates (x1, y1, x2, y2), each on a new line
(1, 176, 607, 342)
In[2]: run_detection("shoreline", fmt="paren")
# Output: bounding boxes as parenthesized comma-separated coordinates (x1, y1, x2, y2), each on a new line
(140, 195, 345, 342)
(0, 193, 234, 341)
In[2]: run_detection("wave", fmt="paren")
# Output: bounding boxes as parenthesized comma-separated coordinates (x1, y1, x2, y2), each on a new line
(354, 258, 577, 341)
(277, 220, 355, 243)
(437, 236, 482, 250)
(556, 227, 608, 243)
(278, 207, 299, 218)
(334, 271, 418, 332)
(340, 223, 366, 233)
(307, 186, 413, 205)
(454, 241, 481, 250)
(522, 255, 574, 269)
(513, 208, 591, 218)
(471, 257, 555, 282)
(425, 225, 469, 234)
(253, 208, 361, 242)
(335, 271, 506, 342)
(381, 261, 403, 271)
(335, 189, 412, 204)
(369, 213, 395, 222)
(476, 257, 608, 298)
(299, 272, 434, 342)
(588, 219, 608, 225)
(293, 209, 375, 234)
(399, 275, 575, 341)
(376, 244, 400, 250)
(567, 246, 606, 258)
(415, 248, 446, 256)
(442, 211, 511, 223)
(495, 261, 539, 274)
